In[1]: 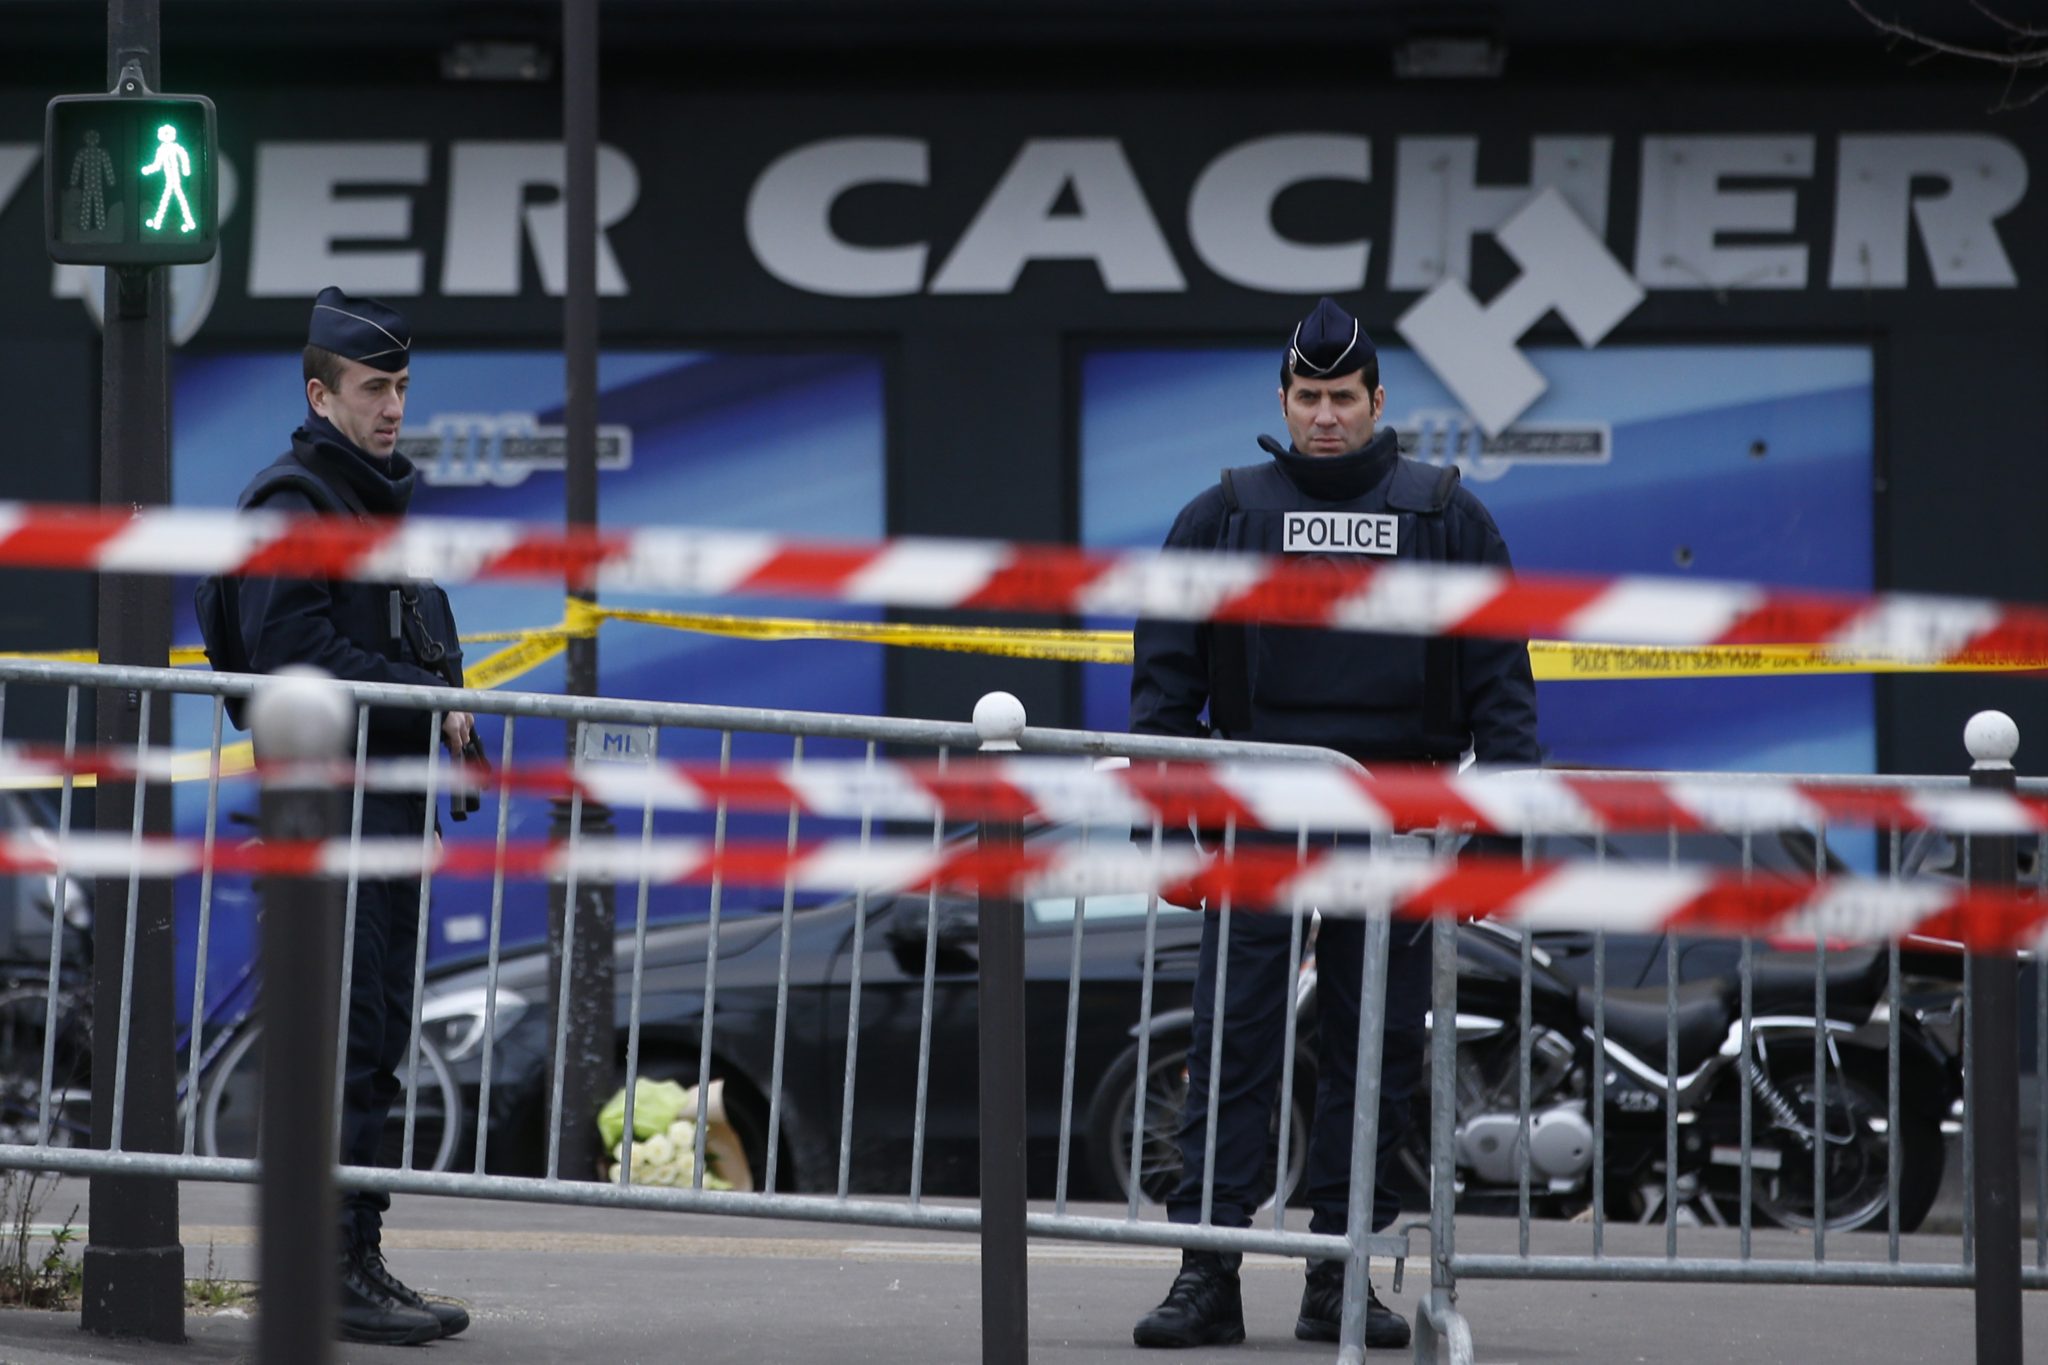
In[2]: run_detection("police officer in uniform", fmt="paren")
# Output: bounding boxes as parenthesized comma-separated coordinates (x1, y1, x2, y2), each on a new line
(1129, 298, 1539, 1350)
(224, 288, 474, 1346)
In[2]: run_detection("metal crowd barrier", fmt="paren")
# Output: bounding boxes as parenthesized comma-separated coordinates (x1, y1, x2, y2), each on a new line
(0, 657, 1409, 1362)
(1413, 733, 2048, 1365)
(2, 655, 2043, 1362)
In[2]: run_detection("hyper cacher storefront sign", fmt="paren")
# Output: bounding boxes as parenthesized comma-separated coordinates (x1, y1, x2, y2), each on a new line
(0, 99, 2033, 430)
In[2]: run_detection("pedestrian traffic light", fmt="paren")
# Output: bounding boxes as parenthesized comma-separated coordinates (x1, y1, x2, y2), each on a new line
(44, 93, 217, 266)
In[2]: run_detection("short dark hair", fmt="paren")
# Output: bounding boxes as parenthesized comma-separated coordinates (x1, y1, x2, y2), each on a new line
(1281, 355, 1379, 396)
(303, 344, 348, 393)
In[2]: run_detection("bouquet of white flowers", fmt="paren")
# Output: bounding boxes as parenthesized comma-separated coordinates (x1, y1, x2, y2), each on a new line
(596, 1077, 750, 1190)
(610, 1117, 733, 1189)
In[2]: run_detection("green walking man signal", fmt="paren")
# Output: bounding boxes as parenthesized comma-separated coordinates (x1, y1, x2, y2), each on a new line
(45, 91, 217, 266)
(141, 123, 196, 234)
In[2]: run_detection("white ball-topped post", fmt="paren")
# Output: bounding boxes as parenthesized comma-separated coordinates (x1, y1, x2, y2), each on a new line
(1965, 710, 2019, 771)
(974, 690, 1027, 753)
(247, 665, 353, 765)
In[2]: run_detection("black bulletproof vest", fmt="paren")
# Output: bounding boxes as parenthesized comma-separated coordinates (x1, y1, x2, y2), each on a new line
(199, 442, 462, 737)
(1209, 453, 1465, 761)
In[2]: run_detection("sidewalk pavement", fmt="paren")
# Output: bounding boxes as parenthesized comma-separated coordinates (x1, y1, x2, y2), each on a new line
(0, 1179, 2041, 1364)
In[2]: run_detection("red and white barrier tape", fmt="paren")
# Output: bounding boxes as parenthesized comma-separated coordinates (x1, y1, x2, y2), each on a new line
(0, 501, 2043, 656)
(11, 832, 2045, 953)
(11, 747, 2047, 838)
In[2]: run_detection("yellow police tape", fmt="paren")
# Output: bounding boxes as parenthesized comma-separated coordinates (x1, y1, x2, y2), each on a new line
(13, 611, 2048, 689)
(1528, 642, 2048, 681)
(6, 608, 2043, 788)
(0, 645, 217, 668)
(558, 602, 2048, 680)
(0, 632, 566, 790)
(566, 599, 1133, 665)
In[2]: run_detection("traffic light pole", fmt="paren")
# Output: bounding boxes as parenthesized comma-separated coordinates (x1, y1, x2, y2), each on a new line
(82, 0, 184, 1343)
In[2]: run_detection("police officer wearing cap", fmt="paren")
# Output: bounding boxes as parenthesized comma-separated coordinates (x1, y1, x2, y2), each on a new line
(211, 288, 474, 1345)
(1129, 298, 1538, 1350)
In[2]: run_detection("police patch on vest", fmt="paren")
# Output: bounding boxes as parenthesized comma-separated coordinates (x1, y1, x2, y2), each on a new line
(1283, 511, 1399, 555)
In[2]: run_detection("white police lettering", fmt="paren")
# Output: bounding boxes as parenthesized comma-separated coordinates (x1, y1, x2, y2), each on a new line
(1283, 512, 1399, 556)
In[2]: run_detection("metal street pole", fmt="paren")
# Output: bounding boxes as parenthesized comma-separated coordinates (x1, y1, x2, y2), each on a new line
(973, 693, 1029, 1365)
(1964, 711, 2023, 1365)
(547, 0, 616, 1182)
(82, 0, 182, 1340)
(250, 674, 350, 1365)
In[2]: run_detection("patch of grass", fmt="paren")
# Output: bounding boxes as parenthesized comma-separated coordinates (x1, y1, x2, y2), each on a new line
(0, 1169, 81, 1310)
(186, 1240, 255, 1313)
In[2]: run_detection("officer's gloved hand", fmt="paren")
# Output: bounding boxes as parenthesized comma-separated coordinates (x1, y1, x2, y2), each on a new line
(440, 711, 482, 821)
(440, 711, 475, 754)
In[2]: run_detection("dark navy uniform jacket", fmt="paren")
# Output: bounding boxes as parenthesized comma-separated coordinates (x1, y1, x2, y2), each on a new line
(1131, 428, 1539, 766)
(233, 428, 464, 757)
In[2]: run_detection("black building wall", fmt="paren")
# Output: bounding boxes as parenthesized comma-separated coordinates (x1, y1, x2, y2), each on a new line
(0, 9, 2039, 772)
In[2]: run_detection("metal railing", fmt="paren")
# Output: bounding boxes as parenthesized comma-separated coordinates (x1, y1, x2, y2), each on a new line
(1412, 739, 2048, 1365)
(2, 656, 2043, 1362)
(0, 657, 1406, 1362)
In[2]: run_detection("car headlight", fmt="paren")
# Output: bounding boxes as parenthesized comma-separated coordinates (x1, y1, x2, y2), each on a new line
(52, 875, 90, 930)
(420, 986, 528, 1064)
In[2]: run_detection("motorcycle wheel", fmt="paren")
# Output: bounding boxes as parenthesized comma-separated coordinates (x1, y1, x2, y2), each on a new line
(1083, 1026, 1311, 1210)
(1747, 1064, 1942, 1234)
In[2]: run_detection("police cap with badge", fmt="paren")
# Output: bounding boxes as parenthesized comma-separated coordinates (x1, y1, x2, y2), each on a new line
(1285, 295, 1377, 385)
(308, 285, 412, 371)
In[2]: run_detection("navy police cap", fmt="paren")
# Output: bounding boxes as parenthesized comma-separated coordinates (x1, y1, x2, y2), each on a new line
(1285, 296, 1374, 381)
(307, 286, 412, 373)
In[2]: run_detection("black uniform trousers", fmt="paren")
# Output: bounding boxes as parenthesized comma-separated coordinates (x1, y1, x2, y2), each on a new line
(1169, 900, 1429, 1237)
(338, 791, 431, 1249)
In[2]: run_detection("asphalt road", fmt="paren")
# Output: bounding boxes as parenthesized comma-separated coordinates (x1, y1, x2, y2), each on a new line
(0, 1179, 2040, 1363)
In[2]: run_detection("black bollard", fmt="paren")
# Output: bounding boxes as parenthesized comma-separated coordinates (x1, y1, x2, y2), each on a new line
(1964, 710, 2023, 1365)
(251, 670, 353, 1365)
(974, 692, 1029, 1365)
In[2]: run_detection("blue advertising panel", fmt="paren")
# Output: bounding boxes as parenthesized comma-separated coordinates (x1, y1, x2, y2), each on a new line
(168, 350, 885, 1017)
(1080, 345, 1875, 775)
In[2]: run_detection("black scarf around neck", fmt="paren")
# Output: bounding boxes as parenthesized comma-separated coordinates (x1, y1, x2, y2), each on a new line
(293, 411, 419, 516)
(1257, 427, 1401, 502)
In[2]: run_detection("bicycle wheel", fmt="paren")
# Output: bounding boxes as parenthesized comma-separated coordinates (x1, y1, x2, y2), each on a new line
(0, 984, 92, 1148)
(199, 1020, 465, 1173)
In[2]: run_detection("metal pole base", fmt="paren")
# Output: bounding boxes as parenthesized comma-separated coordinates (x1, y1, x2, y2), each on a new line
(81, 1242, 185, 1342)
(1409, 1288, 1473, 1365)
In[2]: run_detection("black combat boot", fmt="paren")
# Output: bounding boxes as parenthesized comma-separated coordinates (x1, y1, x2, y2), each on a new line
(339, 1245, 442, 1345)
(360, 1244, 472, 1338)
(1295, 1258, 1410, 1348)
(1133, 1250, 1245, 1348)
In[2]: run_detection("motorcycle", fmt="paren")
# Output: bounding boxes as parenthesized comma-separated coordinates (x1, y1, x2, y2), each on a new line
(1089, 917, 1960, 1234)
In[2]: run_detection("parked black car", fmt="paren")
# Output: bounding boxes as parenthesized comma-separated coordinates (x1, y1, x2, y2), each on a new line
(421, 824, 1212, 1196)
(423, 822, 2005, 1206)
